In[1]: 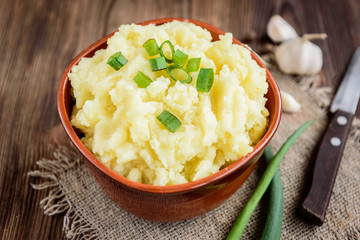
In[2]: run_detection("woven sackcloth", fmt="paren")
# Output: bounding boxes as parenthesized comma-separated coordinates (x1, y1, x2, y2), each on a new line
(29, 58, 360, 239)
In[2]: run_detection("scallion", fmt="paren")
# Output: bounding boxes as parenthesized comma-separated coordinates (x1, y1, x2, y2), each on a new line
(133, 71, 152, 88)
(107, 51, 128, 70)
(156, 110, 181, 133)
(196, 68, 214, 92)
(166, 65, 192, 84)
(159, 40, 175, 63)
(186, 58, 201, 72)
(148, 57, 167, 71)
(143, 39, 159, 56)
(173, 49, 188, 66)
(226, 120, 314, 240)
(260, 145, 284, 240)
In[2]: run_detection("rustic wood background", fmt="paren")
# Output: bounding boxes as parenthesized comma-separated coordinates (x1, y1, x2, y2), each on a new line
(1, 0, 359, 239)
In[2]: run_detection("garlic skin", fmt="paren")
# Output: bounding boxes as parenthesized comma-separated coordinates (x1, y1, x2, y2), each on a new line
(267, 15, 298, 43)
(281, 90, 301, 113)
(274, 34, 327, 75)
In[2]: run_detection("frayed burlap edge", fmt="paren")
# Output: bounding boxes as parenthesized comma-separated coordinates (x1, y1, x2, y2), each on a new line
(29, 58, 360, 239)
(28, 147, 100, 240)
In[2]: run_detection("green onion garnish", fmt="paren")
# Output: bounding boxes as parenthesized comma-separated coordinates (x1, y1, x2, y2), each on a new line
(186, 58, 201, 72)
(148, 57, 167, 71)
(156, 110, 181, 133)
(166, 65, 192, 84)
(173, 49, 188, 66)
(107, 51, 128, 70)
(159, 40, 175, 63)
(133, 71, 152, 88)
(196, 68, 214, 92)
(143, 39, 159, 56)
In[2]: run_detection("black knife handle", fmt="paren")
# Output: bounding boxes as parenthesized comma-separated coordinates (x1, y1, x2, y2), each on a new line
(301, 110, 354, 225)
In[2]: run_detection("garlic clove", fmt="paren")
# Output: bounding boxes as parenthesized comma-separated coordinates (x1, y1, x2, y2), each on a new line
(298, 40, 323, 75)
(274, 33, 327, 75)
(281, 90, 301, 113)
(267, 15, 298, 43)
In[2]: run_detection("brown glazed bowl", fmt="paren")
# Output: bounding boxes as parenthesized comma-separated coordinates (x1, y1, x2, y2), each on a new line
(57, 18, 282, 222)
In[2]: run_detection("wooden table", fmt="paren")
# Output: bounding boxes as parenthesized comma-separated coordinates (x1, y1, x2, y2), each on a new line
(1, 0, 359, 239)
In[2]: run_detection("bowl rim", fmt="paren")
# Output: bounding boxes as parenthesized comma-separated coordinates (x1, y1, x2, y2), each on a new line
(57, 17, 282, 194)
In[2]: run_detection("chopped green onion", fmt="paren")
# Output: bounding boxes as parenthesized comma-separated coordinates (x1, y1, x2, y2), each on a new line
(107, 51, 128, 70)
(133, 71, 152, 88)
(173, 49, 188, 66)
(166, 65, 192, 84)
(159, 40, 175, 63)
(143, 39, 159, 56)
(148, 57, 167, 71)
(196, 68, 214, 92)
(156, 110, 181, 133)
(186, 58, 201, 72)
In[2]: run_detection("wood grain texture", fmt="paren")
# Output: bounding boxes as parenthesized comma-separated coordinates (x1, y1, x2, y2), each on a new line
(0, 0, 359, 239)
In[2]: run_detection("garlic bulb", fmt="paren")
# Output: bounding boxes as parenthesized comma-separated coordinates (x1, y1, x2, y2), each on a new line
(281, 90, 301, 113)
(274, 33, 327, 75)
(267, 15, 298, 43)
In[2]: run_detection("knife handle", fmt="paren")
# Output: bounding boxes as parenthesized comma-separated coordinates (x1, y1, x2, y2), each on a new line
(301, 110, 354, 225)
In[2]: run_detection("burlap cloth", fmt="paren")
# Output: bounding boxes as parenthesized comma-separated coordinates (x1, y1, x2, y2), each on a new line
(29, 58, 360, 239)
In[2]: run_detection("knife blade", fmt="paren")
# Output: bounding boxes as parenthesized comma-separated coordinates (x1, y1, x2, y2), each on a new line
(331, 48, 360, 113)
(300, 48, 360, 225)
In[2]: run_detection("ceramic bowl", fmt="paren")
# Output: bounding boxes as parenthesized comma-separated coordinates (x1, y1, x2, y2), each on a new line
(57, 18, 282, 222)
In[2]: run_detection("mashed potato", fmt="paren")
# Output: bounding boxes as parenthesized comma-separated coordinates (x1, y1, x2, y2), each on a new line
(69, 21, 269, 186)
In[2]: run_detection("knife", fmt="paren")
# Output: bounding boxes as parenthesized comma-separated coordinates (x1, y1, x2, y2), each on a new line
(300, 48, 360, 225)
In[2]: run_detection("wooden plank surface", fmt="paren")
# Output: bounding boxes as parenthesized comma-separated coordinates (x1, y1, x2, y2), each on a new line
(1, 0, 359, 239)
